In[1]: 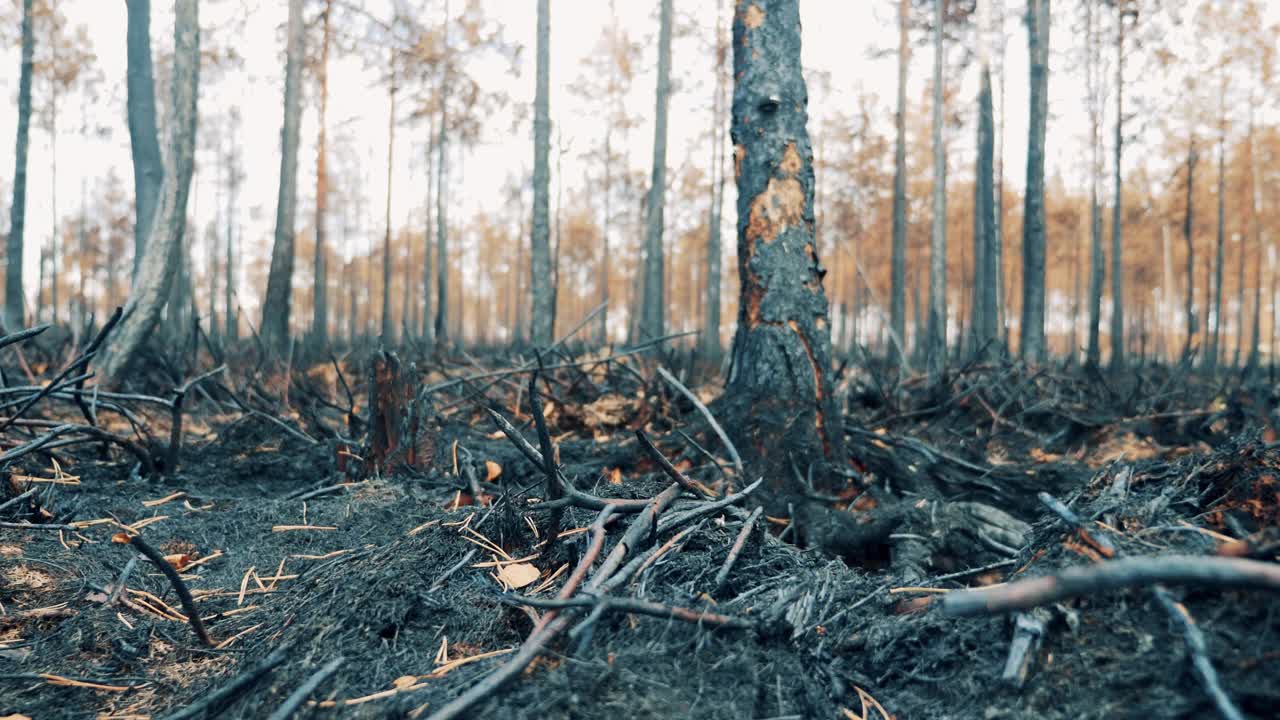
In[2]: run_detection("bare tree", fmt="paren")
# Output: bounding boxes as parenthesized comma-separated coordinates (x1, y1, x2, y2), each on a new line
(5, 0, 34, 331)
(970, 0, 999, 357)
(889, 0, 909, 366)
(99, 0, 200, 385)
(1084, 0, 1105, 368)
(382, 51, 397, 343)
(529, 0, 553, 346)
(639, 0, 673, 342)
(311, 0, 333, 350)
(434, 0, 451, 344)
(125, 0, 162, 282)
(1020, 0, 1050, 361)
(1108, 0, 1128, 371)
(261, 0, 305, 349)
(925, 0, 947, 379)
(701, 0, 728, 358)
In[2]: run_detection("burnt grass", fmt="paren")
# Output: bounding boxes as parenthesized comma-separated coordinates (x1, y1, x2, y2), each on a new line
(2, 349, 1280, 719)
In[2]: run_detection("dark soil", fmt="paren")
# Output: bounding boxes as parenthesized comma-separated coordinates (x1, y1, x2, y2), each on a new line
(2, 353, 1279, 719)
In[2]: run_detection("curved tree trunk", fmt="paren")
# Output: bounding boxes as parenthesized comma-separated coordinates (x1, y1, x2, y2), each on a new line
(639, 0, 673, 342)
(126, 0, 164, 283)
(529, 0, 553, 346)
(100, 0, 200, 386)
(1020, 0, 1050, 361)
(261, 0, 305, 349)
(722, 0, 846, 538)
(5, 0, 34, 331)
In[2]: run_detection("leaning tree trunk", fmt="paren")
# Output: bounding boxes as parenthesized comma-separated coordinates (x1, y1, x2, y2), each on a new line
(261, 0, 305, 350)
(126, 0, 164, 282)
(721, 0, 849, 550)
(1020, 0, 1050, 362)
(1108, 7, 1125, 371)
(639, 0, 673, 342)
(925, 0, 947, 380)
(5, 0, 34, 331)
(99, 0, 200, 387)
(529, 0, 553, 346)
(889, 0, 909, 367)
(311, 0, 332, 350)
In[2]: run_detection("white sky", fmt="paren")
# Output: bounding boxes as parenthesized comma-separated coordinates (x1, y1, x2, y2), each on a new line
(1, 0, 1275, 315)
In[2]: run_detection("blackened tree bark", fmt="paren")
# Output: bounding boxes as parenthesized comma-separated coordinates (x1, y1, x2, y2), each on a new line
(382, 59, 397, 343)
(639, 0, 673, 341)
(722, 0, 847, 540)
(889, 0, 909, 366)
(1108, 4, 1125, 371)
(529, 0, 553, 346)
(100, 0, 199, 386)
(1208, 76, 1226, 374)
(1020, 0, 1049, 361)
(261, 0, 305, 349)
(434, 0, 451, 344)
(5, 0, 34, 331)
(125, 0, 163, 282)
(925, 0, 947, 380)
(311, 0, 332, 350)
(421, 110, 435, 342)
(1182, 139, 1197, 356)
(1085, 0, 1104, 368)
(970, 0, 998, 358)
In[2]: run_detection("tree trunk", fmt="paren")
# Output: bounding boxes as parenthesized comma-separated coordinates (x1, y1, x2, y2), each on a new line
(529, 0, 554, 346)
(224, 114, 238, 341)
(311, 0, 332, 350)
(435, 22, 450, 345)
(971, 0, 998, 359)
(639, 0, 673, 341)
(1208, 78, 1226, 374)
(126, 0, 164, 283)
(99, 0, 199, 386)
(1108, 6, 1125, 371)
(702, 4, 727, 359)
(5, 0, 34, 331)
(1247, 106, 1264, 373)
(1085, 0, 1104, 368)
(261, 0, 305, 349)
(1020, 0, 1049, 362)
(1182, 139, 1197, 357)
(889, 0, 909, 366)
(600, 126, 612, 345)
(382, 62, 397, 344)
(925, 0, 947, 379)
(421, 109, 435, 342)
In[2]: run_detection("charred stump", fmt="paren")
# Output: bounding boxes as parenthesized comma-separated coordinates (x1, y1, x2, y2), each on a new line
(363, 351, 434, 476)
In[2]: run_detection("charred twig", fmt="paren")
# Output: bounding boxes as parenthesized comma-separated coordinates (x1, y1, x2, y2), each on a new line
(656, 477, 765, 534)
(1001, 608, 1050, 686)
(528, 364, 564, 556)
(943, 555, 1280, 617)
(713, 507, 763, 592)
(499, 594, 753, 630)
(167, 365, 228, 474)
(265, 657, 344, 720)
(72, 307, 122, 426)
(161, 642, 292, 720)
(636, 429, 716, 499)
(108, 556, 139, 606)
(585, 483, 683, 591)
(1151, 587, 1245, 720)
(655, 366, 743, 476)
(0, 323, 50, 352)
(126, 534, 214, 647)
(1038, 491, 1117, 557)
(429, 549, 478, 593)
(0, 487, 37, 515)
(0, 521, 75, 531)
(0, 423, 156, 475)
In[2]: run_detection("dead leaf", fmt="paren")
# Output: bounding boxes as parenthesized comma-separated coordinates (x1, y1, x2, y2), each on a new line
(111, 532, 132, 544)
(484, 461, 502, 482)
(392, 675, 418, 689)
(607, 467, 623, 485)
(85, 591, 109, 604)
(495, 562, 540, 590)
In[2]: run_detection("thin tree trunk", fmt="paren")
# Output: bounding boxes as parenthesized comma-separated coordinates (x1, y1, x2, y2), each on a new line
(926, 0, 947, 379)
(1020, 0, 1050, 362)
(640, 0, 673, 341)
(5, 0, 34, 331)
(702, 5, 726, 359)
(224, 113, 238, 341)
(261, 0, 305, 349)
(1247, 106, 1264, 372)
(435, 4, 450, 344)
(382, 59, 397, 343)
(1183, 139, 1197, 357)
(889, 0, 910, 366)
(1109, 6, 1125, 370)
(529, 0, 554, 346)
(311, 0, 332, 350)
(1208, 76, 1226, 374)
(421, 109, 435, 342)
(971, 0, 998, 358)
(1085, 0, 1104, 368)
(99, 0, 200, 386)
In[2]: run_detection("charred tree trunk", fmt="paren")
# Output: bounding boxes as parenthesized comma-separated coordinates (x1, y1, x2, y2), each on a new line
(1108, 6, 1125, 371)
(889, 0, 910, 366)
(261, 0, 305, 349)
(702, 4, 728, 359)
(99, 0, 199, 386)
(640, 0, 673, 342)
(1085, 0, 1104, 368)
(311, 0, 332, 350)
(529, 0, 554, 346)
(1020, 0, 1049, 362)
(1183, 139, 1197, 357)
(1208, 78, 1226, 375)
(722, 0, 848, 541)
(435, 4, 450, 346)
(421, 110, 435, 342)
(382, 63, 397, 344)
(126, 0, 163, 283)
(971, 0, 998, 358)
(5, 0, 34, 331)
(925, 0, 947, 380)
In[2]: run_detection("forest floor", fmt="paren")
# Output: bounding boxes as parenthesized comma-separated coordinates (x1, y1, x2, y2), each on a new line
(2, 336, 1279, 719)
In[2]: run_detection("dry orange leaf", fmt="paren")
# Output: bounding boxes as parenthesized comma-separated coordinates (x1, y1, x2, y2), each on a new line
(495, 562, 540, 590)
(484, 461, 502, 482)
(110, 532, 132, 544)
(392, 675, 418, 690)
(607, 467, 623, 485)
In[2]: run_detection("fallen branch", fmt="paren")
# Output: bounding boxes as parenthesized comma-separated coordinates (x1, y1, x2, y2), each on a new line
(1151, 587, 1245, 720)
(265, 657, 344, 720)
(636, 429, 716, 499)
(125, 534, 214, 646)
(655, 366, 743, 476)
(498, 594, 753, 630)
(943, 555, 1280, 617)
(713, 506, 763, 592)
(161, 642, 292, 720)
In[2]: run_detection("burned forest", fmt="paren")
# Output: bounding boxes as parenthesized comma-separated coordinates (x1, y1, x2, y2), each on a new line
(3, 1, 1280, 718)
